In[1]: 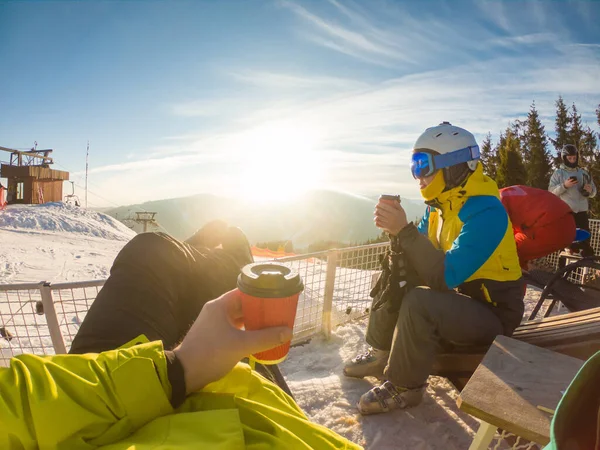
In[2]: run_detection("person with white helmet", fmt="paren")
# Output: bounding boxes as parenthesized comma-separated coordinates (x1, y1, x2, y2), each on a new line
(344, 122, 525, 415)
(548, 144, 596, 257)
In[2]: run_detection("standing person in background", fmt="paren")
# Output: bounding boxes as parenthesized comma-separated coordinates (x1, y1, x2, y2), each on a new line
(549, 144, 596, 257)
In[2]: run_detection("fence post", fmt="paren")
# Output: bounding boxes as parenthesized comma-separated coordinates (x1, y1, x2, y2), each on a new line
(322, 250, 338, 339)
(40, 282, 67, 354)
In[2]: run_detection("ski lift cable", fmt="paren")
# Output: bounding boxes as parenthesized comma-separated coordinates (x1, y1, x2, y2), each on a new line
(52, 160, 171, 234)
(53, 159, 159, 215)
(52, 159, 141, 209)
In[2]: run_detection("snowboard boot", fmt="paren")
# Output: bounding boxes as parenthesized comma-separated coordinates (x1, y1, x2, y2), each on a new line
(357, 381, 426, 415)
(222, 226, 254, 266)
(185, 219, 229, 250)
(343, 347, 389, 379)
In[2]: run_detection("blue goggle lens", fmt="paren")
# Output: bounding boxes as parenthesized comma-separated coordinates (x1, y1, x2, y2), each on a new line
(410, 152, 433, 179)
(410, 145, 480, 179)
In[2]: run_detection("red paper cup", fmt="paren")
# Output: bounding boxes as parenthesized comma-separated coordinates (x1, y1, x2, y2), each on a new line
(378, 194, 400, 207)
(237, 262, 304, 365)
(376, 194, 401, 228)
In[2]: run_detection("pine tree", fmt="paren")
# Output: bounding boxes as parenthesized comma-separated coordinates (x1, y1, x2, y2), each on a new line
(569, 104, 587, 162)
(496, 127, 527, 188)
(522, 102, 552, 189)
(550, 96, 571, 167)
(479, 132, 498, 179)
(583, 126, 600, 217)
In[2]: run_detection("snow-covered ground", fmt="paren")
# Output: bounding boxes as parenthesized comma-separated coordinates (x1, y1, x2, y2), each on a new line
(0, 202, 548, 449)
(0, 203, 135, 283)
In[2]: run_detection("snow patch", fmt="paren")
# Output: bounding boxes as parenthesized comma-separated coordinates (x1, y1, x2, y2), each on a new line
(0, 203, 136, 241)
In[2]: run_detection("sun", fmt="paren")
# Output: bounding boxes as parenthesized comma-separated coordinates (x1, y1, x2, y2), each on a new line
(232, 120, 324, 204)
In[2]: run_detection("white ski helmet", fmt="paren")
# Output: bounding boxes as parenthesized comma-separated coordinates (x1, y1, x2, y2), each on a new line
(412, 122, 480, 190)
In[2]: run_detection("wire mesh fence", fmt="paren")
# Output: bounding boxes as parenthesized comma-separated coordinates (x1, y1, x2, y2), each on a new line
(0, 283, 50, 366)
(533, 218, 600, 285)
(0, 243, 390, 361)
(50, 280, 105, 351)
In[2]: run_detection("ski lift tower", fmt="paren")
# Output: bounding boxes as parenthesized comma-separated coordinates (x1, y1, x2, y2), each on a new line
(134, 211, 158, 233)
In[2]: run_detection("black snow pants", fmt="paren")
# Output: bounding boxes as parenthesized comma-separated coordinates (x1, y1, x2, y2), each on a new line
(365, 285, 523, 388)
(69, 231, 252, 354)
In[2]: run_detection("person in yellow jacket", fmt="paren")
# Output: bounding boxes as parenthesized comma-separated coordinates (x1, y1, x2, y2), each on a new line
(1, 223, 361, 449)
(0, 288, 362, 449)
(344, 122, 524, 415)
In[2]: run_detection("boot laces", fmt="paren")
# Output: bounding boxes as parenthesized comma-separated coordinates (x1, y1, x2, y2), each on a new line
(353, 347, 379, 364)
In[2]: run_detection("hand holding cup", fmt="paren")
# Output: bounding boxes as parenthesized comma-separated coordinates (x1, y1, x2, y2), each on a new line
(375, 195, 408, 236)
(174, 289, 292, 394)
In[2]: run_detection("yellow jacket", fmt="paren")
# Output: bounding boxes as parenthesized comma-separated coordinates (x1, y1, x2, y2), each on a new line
(398, 164, 524, 332)
(0, 341, 361, 449)
(421, 164, 522, 285)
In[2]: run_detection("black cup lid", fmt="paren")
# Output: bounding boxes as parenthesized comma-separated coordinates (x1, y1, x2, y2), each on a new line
(237, 262, 304, 298)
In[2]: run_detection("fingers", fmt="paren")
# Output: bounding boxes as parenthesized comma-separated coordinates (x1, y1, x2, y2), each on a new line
(221, 289, 244, 320)
(240, 326, 293, 355)
(376, 201, 402, 214)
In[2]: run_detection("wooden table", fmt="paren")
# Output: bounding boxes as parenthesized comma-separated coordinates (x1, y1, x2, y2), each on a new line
(457, 335, 583, 449)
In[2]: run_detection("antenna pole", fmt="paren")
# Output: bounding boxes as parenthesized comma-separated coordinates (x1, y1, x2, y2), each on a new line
(85, 141, 89, 208)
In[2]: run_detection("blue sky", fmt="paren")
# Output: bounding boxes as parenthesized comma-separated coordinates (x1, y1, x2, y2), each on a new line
(1, 0, 599, 207)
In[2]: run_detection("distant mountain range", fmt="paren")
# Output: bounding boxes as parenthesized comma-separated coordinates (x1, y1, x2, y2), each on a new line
(105, 190, 426, 248)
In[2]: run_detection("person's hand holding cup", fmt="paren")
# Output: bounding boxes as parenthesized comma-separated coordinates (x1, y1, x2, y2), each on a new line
(173, 289, 293, 394)
(237, 262, 304, 365)
(375, 194, 408, 236)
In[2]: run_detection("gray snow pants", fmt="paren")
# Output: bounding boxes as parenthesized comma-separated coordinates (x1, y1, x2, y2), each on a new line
(366, 286, 506, 388)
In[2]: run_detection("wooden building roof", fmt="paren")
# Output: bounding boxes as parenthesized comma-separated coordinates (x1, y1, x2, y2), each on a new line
(0, 164, 70, 181)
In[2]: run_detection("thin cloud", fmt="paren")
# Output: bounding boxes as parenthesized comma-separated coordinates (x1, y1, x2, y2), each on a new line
(227, 69, 367, 90)
(489, 33, 557, 48)
(475, 0, 512, 33)
(280, 0, 416, 64)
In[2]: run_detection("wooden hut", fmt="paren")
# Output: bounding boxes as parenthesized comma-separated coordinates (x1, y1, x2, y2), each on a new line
(0, 146, 69, 205)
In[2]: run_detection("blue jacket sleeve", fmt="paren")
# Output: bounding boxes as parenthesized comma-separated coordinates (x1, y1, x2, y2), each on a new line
(417, 207, 430, 235)
(444, 196, 508, 288)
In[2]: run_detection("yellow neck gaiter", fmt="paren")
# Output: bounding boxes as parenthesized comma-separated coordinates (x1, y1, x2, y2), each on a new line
(420, 170, 446, 202)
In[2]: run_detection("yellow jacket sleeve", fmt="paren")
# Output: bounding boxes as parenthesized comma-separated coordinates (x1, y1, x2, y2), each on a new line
(0, 341, 174, 449)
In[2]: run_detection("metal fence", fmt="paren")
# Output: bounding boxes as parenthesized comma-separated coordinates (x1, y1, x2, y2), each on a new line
(534, 218, 600, 284)
(0, 243, 389, 366)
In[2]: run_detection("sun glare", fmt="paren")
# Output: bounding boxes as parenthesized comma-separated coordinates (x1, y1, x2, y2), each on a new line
(233, 121, 324, 204)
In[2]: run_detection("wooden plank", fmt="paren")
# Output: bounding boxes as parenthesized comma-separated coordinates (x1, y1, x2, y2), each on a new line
(517, 322, 600, 339)
(518, 306, 600, 328)
(516, 310, 600, 331)
(458, 335, 583, 445)
(515, 315, 600, 334)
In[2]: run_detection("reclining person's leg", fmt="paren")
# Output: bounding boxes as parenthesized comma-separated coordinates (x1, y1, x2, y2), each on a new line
(70, 231, 251, 354)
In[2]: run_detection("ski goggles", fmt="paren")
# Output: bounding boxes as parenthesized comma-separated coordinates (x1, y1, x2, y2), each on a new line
(410, 145, 480, 179)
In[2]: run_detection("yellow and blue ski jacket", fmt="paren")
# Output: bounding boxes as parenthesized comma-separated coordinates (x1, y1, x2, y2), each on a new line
(0, 341, 362, 449)
(397, 164, 524, 332)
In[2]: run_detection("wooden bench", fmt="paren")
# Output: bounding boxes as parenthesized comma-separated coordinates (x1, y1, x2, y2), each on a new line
(432, 306, 600, 390)
(457, 335, 584, 449)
